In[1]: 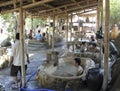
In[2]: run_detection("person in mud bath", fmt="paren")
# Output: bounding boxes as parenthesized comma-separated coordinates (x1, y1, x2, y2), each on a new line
(87, 43, 100, 53)
(73, 58, 83, 76)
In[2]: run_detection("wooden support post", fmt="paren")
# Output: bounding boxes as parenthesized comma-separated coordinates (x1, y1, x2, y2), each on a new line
(102, 0, 110, 90)
(70, 13, 73, 41)
(13, 0, 16, 8)
(77, 14, 81, 39)
(100, 0, 103, 68)
(100, 0, 103, 27)
(52, 13, 55, 51)
(97, 3, 100, 31)
(19, 0, 26, 88)
(12, 12, 17, 41)
(56, 16, 59, 39)
(67, 14, 69, 42)
(59, 18, 62, 37)
(48, 16, 51, 48)
(31, 18, 33, 30)
(32, 0, 35, 3)
(16, 14, 19, 33)
(58, 17, 60, 34)
(66, 14, 69, 49)
(78, 14, 80, 32)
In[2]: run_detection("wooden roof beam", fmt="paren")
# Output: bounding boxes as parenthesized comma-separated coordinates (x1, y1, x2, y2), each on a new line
(77, 8, 97, 16)
(58, 6, 97, 17)
(31, 3, 97, 17)
(23, 0, 54, 9)
(1, 0, 54, 14)
(42, 4, 62, 11)
(32, 0, 36, 3)
(29, 7, 97, 18)
(71, 0, 81, 7)
(0, 0, 24, 7)
(38, 0, 92, 13)
(0, 1, 13, 7)
(56, 3, 98, 15)
(86, 0, 90, 5)
(13, 0, 17, 8)
(37, 1, 97, 15)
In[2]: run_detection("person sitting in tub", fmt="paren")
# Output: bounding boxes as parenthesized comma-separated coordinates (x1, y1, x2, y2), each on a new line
(73, 58, 83, 76)
(88, 43, 100, 52)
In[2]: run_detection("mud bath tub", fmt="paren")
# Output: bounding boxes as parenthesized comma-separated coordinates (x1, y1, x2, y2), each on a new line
(36, 57, 95, 89)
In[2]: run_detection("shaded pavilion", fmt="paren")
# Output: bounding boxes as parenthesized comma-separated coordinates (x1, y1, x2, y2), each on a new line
(0, 0, 110, 91)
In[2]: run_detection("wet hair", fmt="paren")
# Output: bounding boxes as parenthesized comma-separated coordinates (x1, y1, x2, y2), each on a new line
(43, 33, 46, 36)
(91, 36, 95, 41)
(36, 25, 39, 28)
(30, 29, 32, 32)
(38, 30, 40, 33)
(74, 58, 81, 65)
(82, 41, 86, 45)
(92, 43, 97, 47)
(16, 33, 19, 40)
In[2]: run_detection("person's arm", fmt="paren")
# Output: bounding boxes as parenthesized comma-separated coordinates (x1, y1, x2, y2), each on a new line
(25, 43, 30, 64)
(8, 44, 15, 67)
(8, 56, 14, 67)
(26, 54, 30, 64)
(76, 66, 83, 76)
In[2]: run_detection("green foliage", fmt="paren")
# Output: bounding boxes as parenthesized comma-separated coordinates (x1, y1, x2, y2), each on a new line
(1, 13, 14, 32)
(25, 18, 47, 31)
(110, 0, 120, 27)
(1, 13, 13, 20)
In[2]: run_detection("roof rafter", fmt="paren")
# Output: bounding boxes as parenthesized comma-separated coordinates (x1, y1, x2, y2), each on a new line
(30, 3, 97, 17)
(71, 0, 81, 7)
(29, 7, 96, 18)
(42, 4, 62, 11)
(55, 3, 98, 16)
(1, 0, 54, 14)
(37, 0, 93, 13)
(13, 0, 17, 8)
(36, 0, 98, 15)
(32, 0, 35, 3)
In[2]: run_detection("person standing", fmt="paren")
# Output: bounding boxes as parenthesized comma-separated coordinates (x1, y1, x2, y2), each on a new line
(35, 30, 41, 41)
(8, 33, 30, 89)
(28, 29, 33, 39)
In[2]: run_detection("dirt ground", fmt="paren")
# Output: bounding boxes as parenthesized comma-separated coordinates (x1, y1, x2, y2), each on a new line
(0, 40, 68, 91)
(0, 40, 92, 91)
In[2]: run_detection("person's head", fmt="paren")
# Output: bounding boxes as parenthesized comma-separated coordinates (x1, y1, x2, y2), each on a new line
(30, 29, 32, 32)
(38, 30, 40, 33)
(43, 33, 46, 36)
(92, 43, 97, 48)
(91, 36, 95, 41)
(74, 58, 81, 67)
(16, 33, 19, 40)
(46, 28, 48, 31)
(36, 25, 39, 28)
(1, 29, 3, 33)
(82, 41, 86, 45)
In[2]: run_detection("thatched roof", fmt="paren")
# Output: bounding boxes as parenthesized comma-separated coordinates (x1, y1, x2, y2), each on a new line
(0, 0, 100, 17)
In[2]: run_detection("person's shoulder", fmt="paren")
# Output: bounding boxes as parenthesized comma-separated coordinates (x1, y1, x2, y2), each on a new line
(12, 40, 19, 48)
(78, 66, 83, 71)
(14, 40, 20, 45)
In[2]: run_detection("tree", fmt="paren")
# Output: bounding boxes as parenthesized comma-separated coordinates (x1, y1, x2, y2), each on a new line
(25, 17, 47, 31)
(110, 0, 120, 28)
(0, 13, 14, 32)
